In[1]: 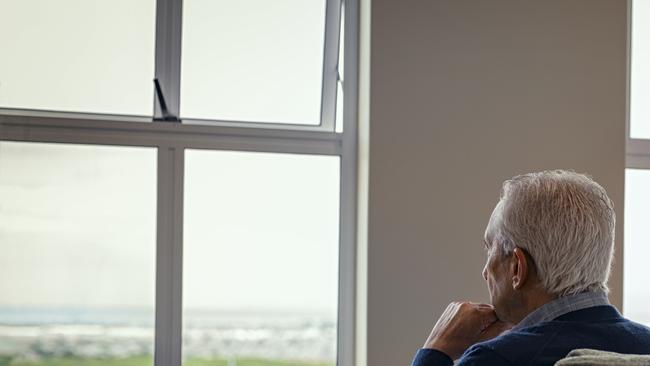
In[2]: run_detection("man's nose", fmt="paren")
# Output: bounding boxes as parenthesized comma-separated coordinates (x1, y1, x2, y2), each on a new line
(482, 263, 488, 281)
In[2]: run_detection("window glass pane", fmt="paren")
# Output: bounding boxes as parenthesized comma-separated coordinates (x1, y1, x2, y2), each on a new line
(184, 150, 339, 365)
(0, 0, 156, 116)
(180, 0, 326, 124)
(631, 0, 650, 139)
(624, 169, 650, 325)
(0, 142, 157, 364)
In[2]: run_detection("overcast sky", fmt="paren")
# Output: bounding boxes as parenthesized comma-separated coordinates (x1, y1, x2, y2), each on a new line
(0, 0, 333, 316)
(0, 0, 325, 124)
(624, 169, 650, 324)
(0, 142, 339, 317)
(631, 0, 650, 139)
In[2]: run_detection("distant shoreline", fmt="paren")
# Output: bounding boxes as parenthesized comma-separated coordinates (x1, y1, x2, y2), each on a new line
(0, 308, 337, 362)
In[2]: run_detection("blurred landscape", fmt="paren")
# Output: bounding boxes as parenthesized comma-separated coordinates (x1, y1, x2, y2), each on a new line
(0, 307, 336, 366)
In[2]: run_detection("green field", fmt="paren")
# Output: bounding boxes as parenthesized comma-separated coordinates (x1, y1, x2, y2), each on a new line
(0, 356, 332, 366)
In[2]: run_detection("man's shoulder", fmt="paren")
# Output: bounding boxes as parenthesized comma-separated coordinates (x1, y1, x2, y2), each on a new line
(459, 315, 650, 365)
(463, 323, 564, 365)
(453, 327, 560, 366)
(411, 327, 559, 366)
(454, 344, 514, 366)
(622, 318, 650, 335)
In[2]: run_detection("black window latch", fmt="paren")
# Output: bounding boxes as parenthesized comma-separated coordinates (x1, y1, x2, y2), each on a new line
(153, 78, 181, 122)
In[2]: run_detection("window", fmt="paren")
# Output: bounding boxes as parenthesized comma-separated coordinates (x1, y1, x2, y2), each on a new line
(0, 0, 157, 116)
(630, 0, 650, 140)
(625, 0, 650, 326)
(0, 1, 358, 366)
(624, 169, 650, 325)
(183, 150, 340, 364)
(0, 141, 157, 363)
(180, 0, 327, 124)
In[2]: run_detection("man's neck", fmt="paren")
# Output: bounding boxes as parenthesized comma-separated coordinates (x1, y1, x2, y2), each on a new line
(510, 289, 557, 325)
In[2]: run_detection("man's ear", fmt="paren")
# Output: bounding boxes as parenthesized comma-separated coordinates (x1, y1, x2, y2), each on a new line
(511, 247, 529, 290)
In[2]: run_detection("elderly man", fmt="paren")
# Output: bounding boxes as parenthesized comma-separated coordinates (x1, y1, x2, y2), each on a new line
(412, 170, 650, 366)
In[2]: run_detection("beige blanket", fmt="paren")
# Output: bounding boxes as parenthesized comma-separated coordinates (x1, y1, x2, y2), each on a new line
(555, 349, 650, 366)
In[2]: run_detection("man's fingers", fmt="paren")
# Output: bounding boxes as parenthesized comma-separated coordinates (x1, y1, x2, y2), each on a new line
(455, 302, 499, 332)
(479, 311, 498, 330)
(466, 303, 498, 330)
(476, 306, 496, 318)
(468, 301, 492, 307)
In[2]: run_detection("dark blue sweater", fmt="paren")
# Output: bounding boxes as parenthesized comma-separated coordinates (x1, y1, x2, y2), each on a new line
(411, 306, 650, 366)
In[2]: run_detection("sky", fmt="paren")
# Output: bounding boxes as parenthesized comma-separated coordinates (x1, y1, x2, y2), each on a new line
(180, 0, 325, 124)
(0, 0, 156, 116)
(183, 149, 339, 314)
(0, 0, 326, 125)
(0, 142, 340, 317)
(623, 169, 650, 324)
(631, 0, 650, 139)
(0, 142, 158, 308)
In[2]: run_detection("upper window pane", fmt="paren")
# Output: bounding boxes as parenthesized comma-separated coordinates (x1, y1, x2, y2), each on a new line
(624, 168, 650, 326)
(180, 0, 326, 124)
(0, 141, 157, 364)
(0, 0, 156, 116)
(631, 0, 650, 139)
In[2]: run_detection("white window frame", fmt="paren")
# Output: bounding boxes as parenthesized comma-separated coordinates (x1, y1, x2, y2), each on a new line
(0, 0, 359, 365)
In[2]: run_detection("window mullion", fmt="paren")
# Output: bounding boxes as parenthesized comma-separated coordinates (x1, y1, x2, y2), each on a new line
(154, 0, 183, 120)
(321, 0, 343, 131)
(155, 145, 185, 366)
(338, 0, 359, 365)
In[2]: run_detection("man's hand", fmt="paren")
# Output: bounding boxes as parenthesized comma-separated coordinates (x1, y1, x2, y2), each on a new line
(423, 302, 512, 360)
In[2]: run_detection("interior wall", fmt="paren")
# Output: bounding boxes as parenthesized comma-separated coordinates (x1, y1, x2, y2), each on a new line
(366, 1, 627, 365)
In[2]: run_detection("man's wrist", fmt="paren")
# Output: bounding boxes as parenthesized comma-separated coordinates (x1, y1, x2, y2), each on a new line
(423, 340, 453, 359)
(411, 348, 454, 366)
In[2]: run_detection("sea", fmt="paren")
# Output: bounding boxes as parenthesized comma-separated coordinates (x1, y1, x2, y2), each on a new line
(0, 307, 336, 362)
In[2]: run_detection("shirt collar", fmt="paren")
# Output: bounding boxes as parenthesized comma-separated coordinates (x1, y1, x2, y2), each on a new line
(513, 290, 610, 330)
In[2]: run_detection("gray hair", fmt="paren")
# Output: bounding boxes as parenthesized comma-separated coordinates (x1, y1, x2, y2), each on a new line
(491, 170, 616, 296)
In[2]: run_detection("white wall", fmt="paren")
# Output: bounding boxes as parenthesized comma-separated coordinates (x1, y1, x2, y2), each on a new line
(365, 1, 627, 365)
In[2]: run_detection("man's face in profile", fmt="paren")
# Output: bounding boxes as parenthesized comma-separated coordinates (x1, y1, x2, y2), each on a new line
(482, 204, 516, 321)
